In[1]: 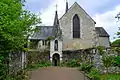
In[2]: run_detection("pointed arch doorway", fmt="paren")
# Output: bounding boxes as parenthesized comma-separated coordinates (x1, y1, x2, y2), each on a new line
(52, 53, 60, 66)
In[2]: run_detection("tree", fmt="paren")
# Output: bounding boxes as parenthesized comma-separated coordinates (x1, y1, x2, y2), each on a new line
(111, 39, 120, 55)
(102, 55, 114, 74)
(111, 39, 120, 47)
(115, 12, 120, 37)
(114, 56, 120, 68)
(0, 0, 40, 51)
(0, 0, 40, 79)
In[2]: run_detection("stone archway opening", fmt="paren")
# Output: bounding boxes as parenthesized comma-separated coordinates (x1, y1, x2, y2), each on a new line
(52, 53, 60, 66)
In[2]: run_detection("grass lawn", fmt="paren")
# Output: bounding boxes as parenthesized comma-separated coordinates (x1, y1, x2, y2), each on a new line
(100, 74, 120, 80)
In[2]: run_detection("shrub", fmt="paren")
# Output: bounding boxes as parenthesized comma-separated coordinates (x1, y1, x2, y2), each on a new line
(114, 56, 120, 67)
(97, 46, 106, 55)
(102, 55, 114, 73)
(6, 69, 28, 80)
(27, 63, 39, 70)
(61, 59, 80, 67)
(100, 74, 120, 80)
(60, 61, 67, 67)
(27, 60, 51, 70)
(79, 62, 93, 73)
(102, 55, 114, 67)
(68, 59, 80, 67)
(88, 67, 101, 80)
(38, 60, 51, 67)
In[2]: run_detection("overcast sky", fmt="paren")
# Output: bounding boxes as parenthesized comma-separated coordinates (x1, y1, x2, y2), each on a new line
(24, 0, 120, 41)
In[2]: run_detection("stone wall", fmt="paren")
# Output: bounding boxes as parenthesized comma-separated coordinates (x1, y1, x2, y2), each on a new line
(62, 49, 94, 63)
(9, 51, 27, 74)
(28, 50, 50, 64)
(62, 50, 82, 61)
(98, 37, 110, 47)
(62, 48, 120, 73)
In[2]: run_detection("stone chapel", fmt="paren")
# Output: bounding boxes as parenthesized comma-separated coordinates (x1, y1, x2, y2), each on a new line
(29, 1, 110, 66)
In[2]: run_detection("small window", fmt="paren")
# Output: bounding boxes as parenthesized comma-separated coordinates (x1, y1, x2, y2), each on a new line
(42, 40, 47, 46)
(54, 40, 58, 51)
(45, 40, 47, 45)
(42, 40, 45, 45)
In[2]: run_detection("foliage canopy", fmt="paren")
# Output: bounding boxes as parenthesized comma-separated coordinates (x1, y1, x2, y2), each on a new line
(0, 0, 40, 52)
(111, 39, 120, 47)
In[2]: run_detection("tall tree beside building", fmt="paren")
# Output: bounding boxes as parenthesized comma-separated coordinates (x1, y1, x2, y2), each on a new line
(0, 0, 40, 51)
(0, 0, 40, 79)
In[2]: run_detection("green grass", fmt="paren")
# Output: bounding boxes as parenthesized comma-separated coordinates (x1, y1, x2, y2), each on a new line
(100, 74, 120, 80)
(27, 61, 52, 70)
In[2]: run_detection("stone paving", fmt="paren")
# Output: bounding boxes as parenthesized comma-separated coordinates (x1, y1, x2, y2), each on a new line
(29, 67, 89, 80)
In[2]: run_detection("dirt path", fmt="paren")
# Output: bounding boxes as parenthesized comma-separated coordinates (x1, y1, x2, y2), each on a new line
(29, 67, 89, 80)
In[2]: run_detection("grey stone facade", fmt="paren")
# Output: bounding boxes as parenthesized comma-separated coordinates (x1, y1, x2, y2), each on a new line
(59, 2, 96, 50)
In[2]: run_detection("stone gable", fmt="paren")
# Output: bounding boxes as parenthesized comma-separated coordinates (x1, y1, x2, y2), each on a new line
(59, 2, 96, 50)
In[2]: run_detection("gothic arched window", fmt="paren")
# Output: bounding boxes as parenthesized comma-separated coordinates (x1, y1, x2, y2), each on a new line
(54, 40, 58, 51)
(73, 14, 80, 38)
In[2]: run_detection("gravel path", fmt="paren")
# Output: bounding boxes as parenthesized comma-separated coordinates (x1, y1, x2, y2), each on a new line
(29, 67, 89, 80)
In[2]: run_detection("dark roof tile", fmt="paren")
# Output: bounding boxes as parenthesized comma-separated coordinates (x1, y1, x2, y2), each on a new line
(30, 26, 54, 40)
(95, 27, 109, 37)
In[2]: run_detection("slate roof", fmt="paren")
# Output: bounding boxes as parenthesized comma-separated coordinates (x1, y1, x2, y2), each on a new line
(30, 26, 109, 40)
(30, 26, 54, 40)
(30, 9, 62, 40)
(95, 27, 109, 37)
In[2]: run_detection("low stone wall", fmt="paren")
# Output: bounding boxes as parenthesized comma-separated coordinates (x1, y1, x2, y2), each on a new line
(28, 48, 120, 74)
(62, 49, 94, 63)
(62, 48, 120, 74)
(28, 50, 50, 64)
(9, 51, 27, 74)
(62, 50, 82, 61)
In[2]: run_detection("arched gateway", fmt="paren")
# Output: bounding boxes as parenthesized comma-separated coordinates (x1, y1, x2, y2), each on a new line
(52, 53, 60, 66)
